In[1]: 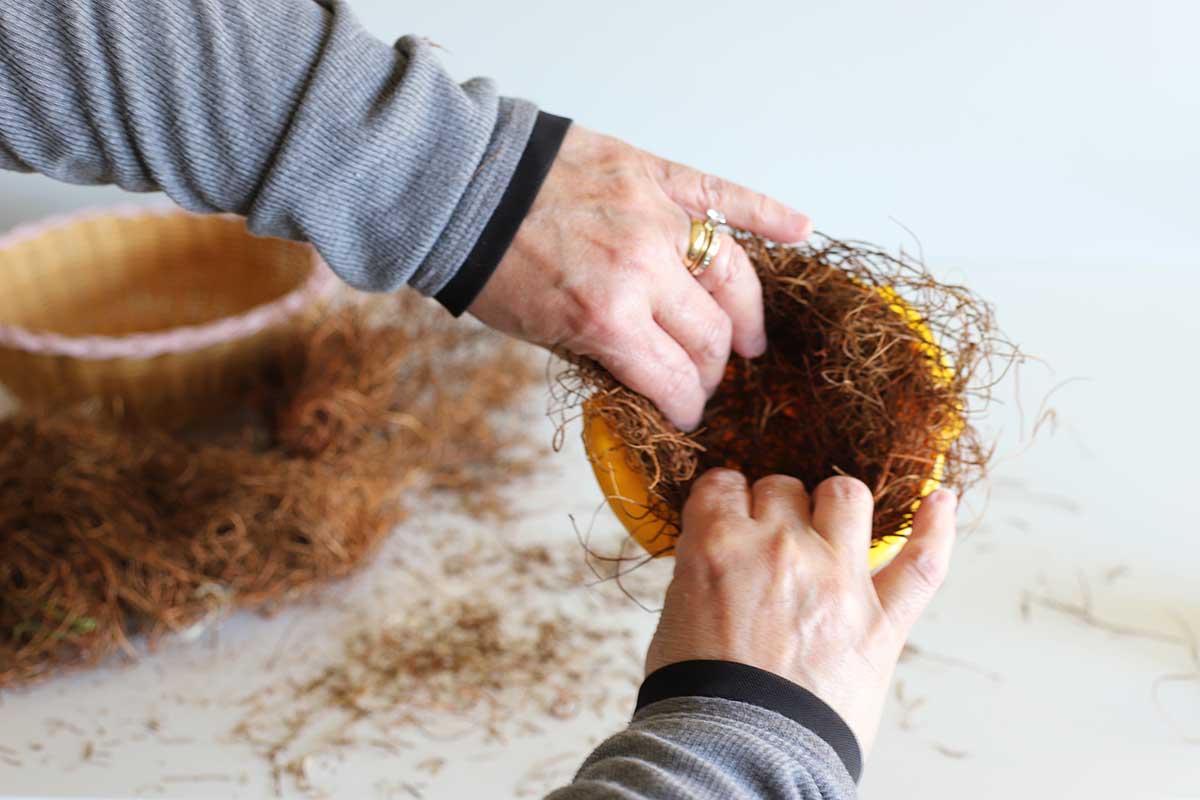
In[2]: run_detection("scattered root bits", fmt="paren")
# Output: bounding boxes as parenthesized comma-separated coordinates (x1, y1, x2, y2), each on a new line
(232, 539, 642, 797)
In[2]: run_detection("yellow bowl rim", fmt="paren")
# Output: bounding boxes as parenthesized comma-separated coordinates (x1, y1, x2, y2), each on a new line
(581, 282, 961, 571)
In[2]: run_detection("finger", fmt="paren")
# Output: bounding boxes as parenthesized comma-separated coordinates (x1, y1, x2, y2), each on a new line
(750, 475, 811, 530)
(681, 468, 752, 535)
(693, 235, 768, 358)
(873, 490, 958, 631)
(810, 476, 875, 564)
(653, 269, 733, 396)
(596, 325, 707, 432)
(662, 205, 765, 359)
(657, 160, 812, 243)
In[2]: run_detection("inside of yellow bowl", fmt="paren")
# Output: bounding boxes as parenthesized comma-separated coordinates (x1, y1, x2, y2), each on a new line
(583, 283, 961, 571)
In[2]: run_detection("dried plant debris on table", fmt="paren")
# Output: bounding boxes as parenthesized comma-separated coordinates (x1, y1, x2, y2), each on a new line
(231, 537, 644, 797)
(0, 294, 540, 687)
(555, 234, 1013, 553)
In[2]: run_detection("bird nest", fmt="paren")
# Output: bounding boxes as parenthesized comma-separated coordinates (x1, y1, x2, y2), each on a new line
(556, 234, 1007, 556)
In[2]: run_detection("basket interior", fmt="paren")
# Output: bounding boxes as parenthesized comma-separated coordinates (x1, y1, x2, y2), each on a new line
(0, 213, 315, 337)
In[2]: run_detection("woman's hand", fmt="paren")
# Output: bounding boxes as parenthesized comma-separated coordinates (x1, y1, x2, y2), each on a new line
(467, 125, 812, 431)
(645, 469, 959, 757)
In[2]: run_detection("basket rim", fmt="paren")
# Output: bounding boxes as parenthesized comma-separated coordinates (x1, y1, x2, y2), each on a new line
(0, 205, 337, 360)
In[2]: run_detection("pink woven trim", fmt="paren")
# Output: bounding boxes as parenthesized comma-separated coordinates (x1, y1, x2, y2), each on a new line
(0, 206, 337, 360)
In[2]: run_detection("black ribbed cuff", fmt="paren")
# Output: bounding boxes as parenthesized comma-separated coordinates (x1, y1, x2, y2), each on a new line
(434, 111, 572, 316)
(636, 660, 863, 782)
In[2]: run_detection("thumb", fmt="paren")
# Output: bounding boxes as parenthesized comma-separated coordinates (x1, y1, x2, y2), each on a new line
(872, 489, 958, 632)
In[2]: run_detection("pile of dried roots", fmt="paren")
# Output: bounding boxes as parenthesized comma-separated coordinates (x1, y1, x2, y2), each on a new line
(557, 234, 1007, 553)
(0, 295, 538, 687)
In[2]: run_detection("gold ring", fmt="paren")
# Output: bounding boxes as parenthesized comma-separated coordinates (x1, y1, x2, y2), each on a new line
(686, 219, 709, 265)
(684, 208, 725, 277)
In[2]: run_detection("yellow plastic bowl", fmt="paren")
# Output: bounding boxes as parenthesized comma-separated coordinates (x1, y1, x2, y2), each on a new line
(583, 284, 962, 570)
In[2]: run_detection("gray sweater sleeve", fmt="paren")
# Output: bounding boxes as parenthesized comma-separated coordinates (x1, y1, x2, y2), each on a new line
(546, 698, 858, 799)
(0, 0, 537, 296)
(1, 6, 858, 795)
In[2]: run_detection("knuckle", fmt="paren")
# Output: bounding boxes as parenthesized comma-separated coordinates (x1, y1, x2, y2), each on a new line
(906, 549, 948, 593)
(697, 467, 746, 492)
(658, 158, 687, 188)
(689, 528, 743, 579)
(695, 552, 729, 582)
(698, 173, 726, 208)
(659, 362, 695, 399)
(689, 469, 748, 508)
(710, 247, 748, 295)
(694, 531, 730, 563)
(605, 170, 645, 205)
(753, 474, 805, 496)
(628, 242, 662, 275)
(576, 303, 615, 343)
(804, 572, 848, 608)
(653, 370, 699, 426)
(699, 314, 733, 361)
(754, 192, 776, 229)
(592, 134, 630, 169)
(592, 234, 627, 268)
(762, 530, 802, 564)
(817, 475, 873, 505)
(565, 288, 622, 345)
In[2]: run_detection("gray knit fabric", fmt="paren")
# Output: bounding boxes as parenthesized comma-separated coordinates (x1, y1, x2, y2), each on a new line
(0, 0, 537, 295)
(549, 697, 857, 799)
(0, 3, 858, 797)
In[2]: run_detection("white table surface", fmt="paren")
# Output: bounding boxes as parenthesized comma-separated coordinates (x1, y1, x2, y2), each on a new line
(1, 257, 1198, 799)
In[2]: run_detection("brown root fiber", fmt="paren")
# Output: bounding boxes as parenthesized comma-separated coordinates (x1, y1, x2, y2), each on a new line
(0, 294, 538, 688)
(557, 234, 1007, 551)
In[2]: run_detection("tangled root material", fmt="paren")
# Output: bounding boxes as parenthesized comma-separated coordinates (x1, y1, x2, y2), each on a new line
(556, 234, 1007, 554)
(0, 295, 537, 687)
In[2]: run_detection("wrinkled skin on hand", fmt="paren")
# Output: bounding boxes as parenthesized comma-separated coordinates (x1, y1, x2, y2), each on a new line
(468, 125, 812, 431)
(646, 469, 959, 757)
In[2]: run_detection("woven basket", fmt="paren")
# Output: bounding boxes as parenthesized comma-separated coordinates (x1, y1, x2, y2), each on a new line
(0, 207, 335, 425)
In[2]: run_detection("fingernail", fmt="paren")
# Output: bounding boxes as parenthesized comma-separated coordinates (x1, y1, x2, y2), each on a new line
(748, 333, 768, 358)
(931, 489, 958, 508)
(775, 214, 813, 246)
(795, 213, 814, 241)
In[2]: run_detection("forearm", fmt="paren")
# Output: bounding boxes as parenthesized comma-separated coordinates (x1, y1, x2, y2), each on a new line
(548, 699, 856, 800)
(547, 662, 860, 800)
(0, 0, 548, 300)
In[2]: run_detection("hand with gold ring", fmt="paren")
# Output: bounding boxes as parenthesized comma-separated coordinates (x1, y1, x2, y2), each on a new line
(468, 125, 812, 431)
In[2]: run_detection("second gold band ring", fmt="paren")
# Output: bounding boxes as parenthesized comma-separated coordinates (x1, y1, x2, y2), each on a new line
(685, 208, 725, 277)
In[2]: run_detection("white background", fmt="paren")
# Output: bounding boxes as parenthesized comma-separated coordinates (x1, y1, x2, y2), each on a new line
(3, 0, 1198, 265)
(1, 0, 1199, 798)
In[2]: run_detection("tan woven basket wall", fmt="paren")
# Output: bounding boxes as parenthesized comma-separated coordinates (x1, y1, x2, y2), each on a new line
(0, 208, 332, 425)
